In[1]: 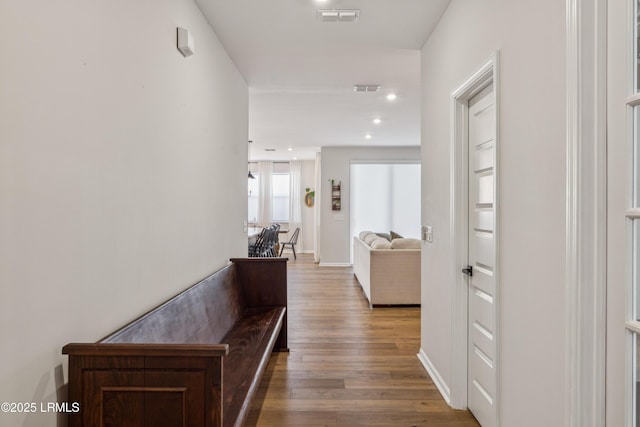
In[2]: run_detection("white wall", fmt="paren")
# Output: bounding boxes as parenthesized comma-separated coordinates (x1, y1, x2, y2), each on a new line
(0, 1, 248, 425)
(420, 0, 566, 425)
(320, 146, 420, 265)
(300, 159, 316, 253)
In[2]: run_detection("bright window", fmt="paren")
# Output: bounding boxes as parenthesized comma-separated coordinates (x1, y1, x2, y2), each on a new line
(272, 173, 290, 222)
(247, 166, 290, 223)
(248, 175, 260, 224)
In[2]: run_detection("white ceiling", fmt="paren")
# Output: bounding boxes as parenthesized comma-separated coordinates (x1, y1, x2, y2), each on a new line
(195, 0, 451, 160)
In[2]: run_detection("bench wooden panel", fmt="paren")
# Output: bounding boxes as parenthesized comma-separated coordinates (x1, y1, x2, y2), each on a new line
(101, 265, 246, 345)
(63, 258, 287, 427)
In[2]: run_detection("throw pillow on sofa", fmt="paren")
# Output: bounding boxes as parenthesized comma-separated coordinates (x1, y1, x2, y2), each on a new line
(364, 233, 380, 245)
(359, 231, 374, 240)
(390, 230, 403, 240)
(375, 232, 391, 241)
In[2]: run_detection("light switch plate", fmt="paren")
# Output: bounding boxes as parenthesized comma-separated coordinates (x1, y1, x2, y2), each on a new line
(422, 225, 433, 243)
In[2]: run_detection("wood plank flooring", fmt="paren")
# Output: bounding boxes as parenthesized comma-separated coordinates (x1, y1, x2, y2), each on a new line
(246, 254, 480, 427)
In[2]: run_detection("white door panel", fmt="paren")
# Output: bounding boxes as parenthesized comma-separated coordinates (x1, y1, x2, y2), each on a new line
(473, 231, 495, 268)
(473, 105, 495, 145)
(475, 142, 495, 171)
(471, 344, 495, 391)
(475, 209, 494, 232)
(471, 290, 494, 329)
(471, 270, 494, 298)
(470, 380, 494, 426)
(468, 82, 497, 427)
(470, 298, 494, 357)
(476, 173, 495, 205)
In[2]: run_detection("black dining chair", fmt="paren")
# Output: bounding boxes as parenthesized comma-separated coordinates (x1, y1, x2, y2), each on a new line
(263, 226, 278, 257)
(248, 228, 268, 257)
(279, 227, 300, 260)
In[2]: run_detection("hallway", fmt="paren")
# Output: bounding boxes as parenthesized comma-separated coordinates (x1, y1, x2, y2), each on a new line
(247, 254, 479, 426)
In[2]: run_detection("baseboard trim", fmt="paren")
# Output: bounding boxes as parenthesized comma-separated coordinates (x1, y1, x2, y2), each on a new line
(417, 348, 451, 405)
(318, 262, 352, 267)
(372, 303, 420, 308)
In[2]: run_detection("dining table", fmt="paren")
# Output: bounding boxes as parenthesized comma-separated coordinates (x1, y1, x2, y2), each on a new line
(247, 226, 289, 255)
(248, 227, 262, 239)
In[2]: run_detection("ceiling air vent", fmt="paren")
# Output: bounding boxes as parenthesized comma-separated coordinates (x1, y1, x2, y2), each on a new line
(354, 84, 381, 93)
(317, 9, 360, 23)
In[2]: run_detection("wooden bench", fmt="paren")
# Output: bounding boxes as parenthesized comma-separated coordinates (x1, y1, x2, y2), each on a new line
(62, 257, 287, 427)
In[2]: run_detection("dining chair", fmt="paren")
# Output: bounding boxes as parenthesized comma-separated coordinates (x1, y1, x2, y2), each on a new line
(279, 227, 300, 260)
(248, 228, 267, 257)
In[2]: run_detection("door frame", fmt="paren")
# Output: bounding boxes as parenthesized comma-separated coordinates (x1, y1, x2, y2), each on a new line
(565, 0, 607, 425)
(449, 52, 500, 421)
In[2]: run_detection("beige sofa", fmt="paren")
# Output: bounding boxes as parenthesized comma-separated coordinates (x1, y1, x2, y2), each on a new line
(353, 232, 421, 307)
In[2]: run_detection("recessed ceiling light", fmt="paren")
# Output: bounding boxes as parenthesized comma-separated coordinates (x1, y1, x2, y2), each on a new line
(288, 147, 294, 151)
(373, 118, 382, 125)
(386, 93, 397, 101)
(365, 134, 372, 140)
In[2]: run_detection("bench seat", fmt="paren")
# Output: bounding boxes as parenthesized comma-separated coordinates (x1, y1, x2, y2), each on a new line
(63, 258, 288, 427)
(222, 306, 285, 426)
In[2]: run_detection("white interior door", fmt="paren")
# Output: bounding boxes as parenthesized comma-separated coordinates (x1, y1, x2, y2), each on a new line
(466, 83, 497, 427)
(626, 1, 640, 425)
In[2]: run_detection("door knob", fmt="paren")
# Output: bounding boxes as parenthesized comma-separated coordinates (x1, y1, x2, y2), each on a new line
(462, 265, 473, 276)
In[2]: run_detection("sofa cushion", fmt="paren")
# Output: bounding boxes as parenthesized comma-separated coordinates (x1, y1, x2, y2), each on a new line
(370, 238, 392, 249)
(359, 231, 374, 240)
(391, 238, 421, 249)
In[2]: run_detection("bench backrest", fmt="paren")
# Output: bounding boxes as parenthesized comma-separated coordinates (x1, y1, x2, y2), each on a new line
(101, 263, 246, 344)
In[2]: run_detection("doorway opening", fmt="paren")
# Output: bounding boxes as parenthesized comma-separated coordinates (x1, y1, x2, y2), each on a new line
(349, 161, 421, 264)
(449, 52, 500, 427)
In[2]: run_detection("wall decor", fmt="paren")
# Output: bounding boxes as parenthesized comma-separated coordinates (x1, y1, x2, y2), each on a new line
(305, 188, 315, 207)
(330, 179, 341, 211)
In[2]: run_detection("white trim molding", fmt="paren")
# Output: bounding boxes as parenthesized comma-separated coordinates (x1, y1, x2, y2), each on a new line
(417, 348, 451, 405)
(318, 262, 351, 267)
(565, 0, 607, 426)
(449, 52, 500, 418)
